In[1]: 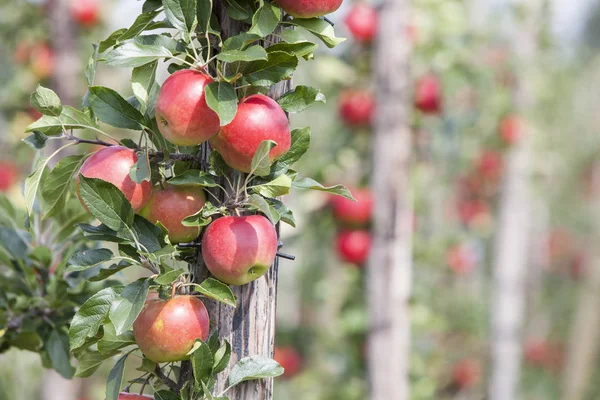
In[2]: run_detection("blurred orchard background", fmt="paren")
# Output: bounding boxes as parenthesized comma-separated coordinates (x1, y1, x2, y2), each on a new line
(3, 0, 600, 399)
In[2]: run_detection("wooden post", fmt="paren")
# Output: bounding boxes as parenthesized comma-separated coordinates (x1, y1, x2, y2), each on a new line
(367, 0, 413, 399)
(488, 2, 541, 400)
(189, 3, 290, 399)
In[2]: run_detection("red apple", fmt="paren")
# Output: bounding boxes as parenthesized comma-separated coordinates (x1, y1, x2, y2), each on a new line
(0, 162, 19, 192)
(336, 230, 371, 265)
(344, 4, 378, 43)
(118, 394, 153, 400)
(415, 74, 442, 115)
(476, 150, 503, 181)
(202, 215, 278, 285)
(133, 296, 210, 363)
(330, 188, 373, 227)
(499, 114, 524, 145)
(140, 184, 206, 244)
(524, 339, 547, 367)
(210, 94, 291, 173)
(274, 346, 302, 378)
(30, 44, 55, 79)
(273, 0, 343, 18)
(446, 244, 477, 275)
(457, 199, 490, 227)
(76, 146, 152, 212)
(155, 70, 220, 146)
(338, 89, 375, 127)
(71, 0, 101, 27)
(452, 359, 480, 389)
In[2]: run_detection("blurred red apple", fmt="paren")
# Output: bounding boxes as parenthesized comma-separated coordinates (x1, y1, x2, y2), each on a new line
(274, 346, 302, 378)
(345, 4, 378, 43)
(210, 94, 291, 173)
(330, 187, 373, 227)
(338, 89, 375, 127)
(30, 44, 55, 79)
(452, 359, 480, 389)
(155, 70, 220, 146)
(0, 162, 19, 192)
(446, 244, 477, 275)
(415, 74, 442, 115)
(476, 150, 503, 181)
(140, 184, 206, 244)
(273, 0, 343, 18)
(76, 146, 152, 212)
(499, 114, 524, 145)
(202, 215, 278, 285)
(524, 339, 563, 371)
(336, 230, 371, 265)
(71, 0, 101, 27)
(133, 296, 210, 363)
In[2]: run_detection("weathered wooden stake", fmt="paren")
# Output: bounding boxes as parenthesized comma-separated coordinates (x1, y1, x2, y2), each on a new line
(367, 0, 413, 399)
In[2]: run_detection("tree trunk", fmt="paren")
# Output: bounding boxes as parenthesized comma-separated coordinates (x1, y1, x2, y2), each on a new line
(367, 0, 413, 399)
(488, 2, 541, 400)
(560, 163, 600, 400)
(189, 3, 290, 399)
(42, 1, 82, 399)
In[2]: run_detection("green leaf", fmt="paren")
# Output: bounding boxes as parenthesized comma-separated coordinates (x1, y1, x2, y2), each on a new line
(209, 151, 232, 177)
(75, 350, 119, 378)
(213, 340, 232, 374)
(204, 82, 238, 126)
(99, 28, 128, 53)
(284, 18, 346, 48)
(191, 339, 214, 384)
(222, 33, 261, 51)
(242, 51, 298, 87)
(279, 127, 310, 166)
(89, 261, 132, 282)
(106, 353, 129, 400)
(22, 131, 49, 150)
(228, 356, 284, 387)
(109, 278, 151, 335)
(197, 0, 213, 33)
(225, 0, 252, 20)
(67, 248, 114, 272)
(69, 286, 124, 350)
(195, 278, 237, 307)
(78, 176, 135, 232)
(155, 268, 185, 285)
(169, 170, 218, 187)
(130, 151, 151, 183)
(251, 174, 292, 198)
(155, 391, 182, 400)
(133, 34, 186, 53)
(143, 0, 163, 13)
(266, 198, 295, 227)
(277, 86, 325, 113)
(248, 3, 280, 38)
(9, 332, 43, 352)
(182, 202, 222, 228)
(85, 44, 99, 85)
(42, 154, 85, 218)
(98, 324, 136, 354)
(89, 86, 145, 130)
(292, 178, 354, 199)
(250, 140, 277, 177)
(47, 330, 74, 379)
(248, 194, 275, 223)
(266, 42, 318, 59)
(216, 45, 268, 63)
(163, 0, 198, 37)
(132, 61, 158, 113)
(30, 85, 62, 117)
(104, 42, 173, 67)
(25, 106, 98, 135)
(116, 10, 162, 43)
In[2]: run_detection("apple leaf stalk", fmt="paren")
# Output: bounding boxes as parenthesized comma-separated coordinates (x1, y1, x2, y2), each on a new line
(17, 0, 350, 399)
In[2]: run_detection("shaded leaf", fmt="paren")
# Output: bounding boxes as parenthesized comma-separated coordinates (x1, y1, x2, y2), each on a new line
(228, 356, 283, 387)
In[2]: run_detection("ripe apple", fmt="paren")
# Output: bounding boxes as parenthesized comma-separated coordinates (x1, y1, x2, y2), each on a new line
(202, 215, 278, 285)
(133, 296, 210, 363)
(344, 4, 378, 43)
(446, 244, 476, 275)
(338, 89, 375, 127)
(476, 150, 503, 181)
(71, 0, 101, 27)
(140, 184, 206, 244)
(330, 187, 373, 227)
(118, 393, 153, 399)
(452, 359, 480, 389)
(155, 70, 220, 146)
(524, 339, 547, 367)
(273, 0, 343, 18)
(0, 161, 19, 192)
(210, 94, 291, 173)
(274, 346, 302, 378)
(30, 44, 55, 79)
(76, 146, 152, 212)
(499, 114, 524, 145)
(415, 74, 442, 115)
(457, 199, 490, 227)
(336, 230, 371, 265)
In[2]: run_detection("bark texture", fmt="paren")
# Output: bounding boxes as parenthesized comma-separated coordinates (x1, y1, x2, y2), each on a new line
(367, 0, 413, 399)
